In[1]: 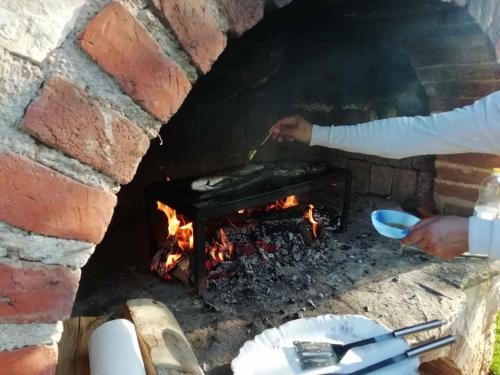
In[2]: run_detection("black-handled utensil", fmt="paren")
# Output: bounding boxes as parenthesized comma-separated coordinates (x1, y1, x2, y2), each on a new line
(294, 319, 446, 368)
(319, 335, 455, 375)
(248, 134, 272, 161)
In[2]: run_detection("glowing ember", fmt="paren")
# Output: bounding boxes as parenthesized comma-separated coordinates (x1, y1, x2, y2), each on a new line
(165, 253, 183, 269)
(283, 195, 299, 208)
(305, 204, 319, 238)
(152, 196, 322, 282)
(267, 195, 299, 210)
(207, 228, 234, 265)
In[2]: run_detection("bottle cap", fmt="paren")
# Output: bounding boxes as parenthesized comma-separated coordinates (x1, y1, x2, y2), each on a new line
(493, 168, 500, 175)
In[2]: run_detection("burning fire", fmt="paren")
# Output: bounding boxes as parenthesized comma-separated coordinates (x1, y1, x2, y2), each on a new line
(154, 201, 236, 275)
(152, 201, 195, 276)
(206, 228, 234, 267)
(157, 201, 194, 251)
(305, 204, 319, 238)
(165, 253, 183, 270)
(152, 196, 321, 281)
(267, 195, 299, 210)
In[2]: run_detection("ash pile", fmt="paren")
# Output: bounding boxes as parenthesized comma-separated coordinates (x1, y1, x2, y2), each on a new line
(203, 201, 387, 310)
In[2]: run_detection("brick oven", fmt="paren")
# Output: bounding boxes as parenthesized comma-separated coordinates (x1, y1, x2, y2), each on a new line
(1, 0, 500, 374)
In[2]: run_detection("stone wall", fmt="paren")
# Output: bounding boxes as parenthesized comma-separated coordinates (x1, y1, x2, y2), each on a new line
(1, 0, 500, 374)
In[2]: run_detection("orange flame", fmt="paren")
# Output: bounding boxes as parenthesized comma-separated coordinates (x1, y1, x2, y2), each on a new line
(268, 195, 299, 210)
(156, 201, 194, 251)
(178, 223, 193, 251)
(238, 209, 245, 214)
(156, 201, 240, 275)
(165, 253, 183, 270)
(157, 202, 179, 236)
(305, 204, 319, 238)
(207, 228, 234, 264)
(283, 195, 299, 208)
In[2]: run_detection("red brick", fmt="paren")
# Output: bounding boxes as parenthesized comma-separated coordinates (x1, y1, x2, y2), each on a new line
(425, 81, 500, 99)
(78, 2, 191, 121)
(0, 345, 57, 375)
(430, 97, 477, 112)
(216, 0, 265, 37)
(435, 182, 479, 202)
(436, 166, 489, 185)
(0, 152, 116, 243)
(437, 154, 500, 169)
(23, 78, 149, 184)
(152, 0, 227, 73)
(441, 202, 474, 217)
(0, 261, 79, 323)
(417, 63, 500, 82)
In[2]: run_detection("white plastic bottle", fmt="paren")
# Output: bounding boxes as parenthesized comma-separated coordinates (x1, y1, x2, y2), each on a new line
(474, 168, 500, 220)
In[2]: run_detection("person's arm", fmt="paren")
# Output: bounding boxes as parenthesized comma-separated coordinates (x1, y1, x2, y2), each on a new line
(468, 217, 500, 257)
(269, 92, 500, 260)
(309, 91, 500, 158)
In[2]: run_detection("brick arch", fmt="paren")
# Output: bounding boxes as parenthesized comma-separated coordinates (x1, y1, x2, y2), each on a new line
(0, 0, 499, 373)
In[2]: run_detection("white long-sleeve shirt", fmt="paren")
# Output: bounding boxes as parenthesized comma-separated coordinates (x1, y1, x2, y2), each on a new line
(309, 91, 500, 257)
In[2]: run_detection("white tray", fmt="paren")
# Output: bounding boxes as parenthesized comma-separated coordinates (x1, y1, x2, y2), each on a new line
(231, 314, 419, 375)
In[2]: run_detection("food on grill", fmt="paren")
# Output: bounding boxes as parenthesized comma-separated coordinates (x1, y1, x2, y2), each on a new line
(190, 161, 326, 193)
(190, 164, 265, 191)
(191, 176, 227, 191)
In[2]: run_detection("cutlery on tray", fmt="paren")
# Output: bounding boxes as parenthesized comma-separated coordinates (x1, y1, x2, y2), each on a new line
(294, 319, 446, 368)
(319, 335, 455, 375)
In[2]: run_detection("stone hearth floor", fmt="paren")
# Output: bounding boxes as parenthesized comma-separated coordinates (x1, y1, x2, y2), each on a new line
(73, 195, 500, 374)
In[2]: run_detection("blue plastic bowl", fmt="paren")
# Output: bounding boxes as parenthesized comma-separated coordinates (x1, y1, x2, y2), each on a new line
(371, 210, 420, 239)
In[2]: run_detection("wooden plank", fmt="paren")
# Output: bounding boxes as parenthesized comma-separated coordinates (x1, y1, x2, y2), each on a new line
(125, 299, 203, 375)
(56, 316, 108, 375)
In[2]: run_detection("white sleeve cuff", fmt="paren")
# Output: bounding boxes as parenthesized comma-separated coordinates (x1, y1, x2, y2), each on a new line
(309, 124, 333, 147)
(468, 216, 500, 258)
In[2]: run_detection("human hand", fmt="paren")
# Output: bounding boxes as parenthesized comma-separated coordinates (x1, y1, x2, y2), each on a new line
(269, 115, 312, 144)
(401, 216, 469, 260)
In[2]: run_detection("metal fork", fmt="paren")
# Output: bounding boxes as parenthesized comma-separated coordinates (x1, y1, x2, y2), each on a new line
(319, 335, 455, 375)
(248, 134, 272, 161)
(294, 319, 446, 368)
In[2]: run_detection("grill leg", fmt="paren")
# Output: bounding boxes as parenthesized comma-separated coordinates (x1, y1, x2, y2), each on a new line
(193, 218, 207, 293)
(341, 172, 352, 233)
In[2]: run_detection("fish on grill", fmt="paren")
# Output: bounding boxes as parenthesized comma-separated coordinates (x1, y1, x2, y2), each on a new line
(190, 161, 326, 194)
(191, 163, 265, 191)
